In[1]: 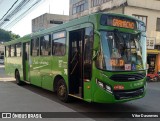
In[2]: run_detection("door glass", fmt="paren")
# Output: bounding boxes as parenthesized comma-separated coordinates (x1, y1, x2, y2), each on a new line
(84, 27, 93, 80)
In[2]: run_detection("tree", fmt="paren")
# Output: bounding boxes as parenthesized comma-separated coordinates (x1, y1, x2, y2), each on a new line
(0, 29, 20, 42)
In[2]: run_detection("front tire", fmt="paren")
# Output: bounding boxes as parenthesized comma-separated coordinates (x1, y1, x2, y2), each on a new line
(57, 79, 69, 102)
(15, 71, 23, 85)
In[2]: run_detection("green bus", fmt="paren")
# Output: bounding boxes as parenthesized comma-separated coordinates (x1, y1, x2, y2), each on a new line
(4, 13, 147, 103)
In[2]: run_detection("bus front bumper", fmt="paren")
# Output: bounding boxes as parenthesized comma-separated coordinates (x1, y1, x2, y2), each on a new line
(93, 85, 146, 103)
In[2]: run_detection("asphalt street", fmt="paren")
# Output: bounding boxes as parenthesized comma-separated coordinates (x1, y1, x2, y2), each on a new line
(0, 64, 160, 121)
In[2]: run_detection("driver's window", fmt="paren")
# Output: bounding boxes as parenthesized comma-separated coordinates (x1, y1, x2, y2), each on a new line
(95, 50, 105, 70)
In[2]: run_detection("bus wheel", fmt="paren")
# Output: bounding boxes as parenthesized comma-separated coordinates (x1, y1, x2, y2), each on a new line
(15, 71, 23, 85)
(57, 79, 69, 102)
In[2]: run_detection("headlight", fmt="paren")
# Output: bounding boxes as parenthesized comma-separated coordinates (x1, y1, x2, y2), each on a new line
(96, 79, 112, 94)
(106, 85, 111, 91)
(97, 81, 104, 88)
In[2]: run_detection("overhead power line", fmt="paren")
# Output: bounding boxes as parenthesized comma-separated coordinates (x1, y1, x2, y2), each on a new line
(0, 0, 44, 29)
(5, 0, 42, 29)
(0, 0, 19, 21)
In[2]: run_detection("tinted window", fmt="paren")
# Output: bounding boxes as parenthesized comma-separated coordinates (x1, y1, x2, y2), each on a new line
(52, 38, 66, 56)
(6, 46, 11, 57)
(16, 43, 21, 57)
(11, 45, 15, 57)
(52, 31, 66, 56)
(84, 27, 93, 80)
(31, 38, 39, 56)
(40, 35, 51, 56)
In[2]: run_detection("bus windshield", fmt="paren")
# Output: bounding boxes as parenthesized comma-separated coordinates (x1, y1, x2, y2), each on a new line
(96, 30, 146, 71)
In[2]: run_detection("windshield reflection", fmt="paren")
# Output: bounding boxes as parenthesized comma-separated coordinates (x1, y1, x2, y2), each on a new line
(96, 31, 146, 71)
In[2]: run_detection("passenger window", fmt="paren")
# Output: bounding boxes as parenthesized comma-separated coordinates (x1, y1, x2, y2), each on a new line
(16, 43, 21, 57)
(11, 45, 15, 57)
(31, 38, 40, 56)
(40, 35, 51, 56)
(52, 31, 66, 56)
(6, 46, 11, 57)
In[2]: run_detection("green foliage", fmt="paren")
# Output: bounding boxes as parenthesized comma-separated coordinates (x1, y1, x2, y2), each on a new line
(0, 29, 20, 42)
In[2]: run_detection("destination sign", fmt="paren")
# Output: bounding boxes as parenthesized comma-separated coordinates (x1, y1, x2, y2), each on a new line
(101, 15, 137, 30)
(110, 59, 124, 67)
(112, 18, 135, 29)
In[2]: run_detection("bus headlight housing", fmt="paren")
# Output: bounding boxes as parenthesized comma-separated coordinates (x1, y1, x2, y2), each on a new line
(96, 79, 112, 94)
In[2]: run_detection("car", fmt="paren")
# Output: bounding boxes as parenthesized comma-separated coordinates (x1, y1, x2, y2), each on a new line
(0, 59, 4, 64)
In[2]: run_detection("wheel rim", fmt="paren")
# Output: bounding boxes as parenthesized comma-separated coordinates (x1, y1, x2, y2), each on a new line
(58, 84, 66, 97)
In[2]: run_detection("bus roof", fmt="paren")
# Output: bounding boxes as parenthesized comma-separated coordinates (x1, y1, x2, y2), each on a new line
(4, 12, 144, 46)
(4, 34, 30, 46)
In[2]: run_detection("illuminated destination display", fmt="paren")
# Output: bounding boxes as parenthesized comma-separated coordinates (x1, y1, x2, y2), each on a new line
(110, 59, 124, 67)
(112, 18, 135, 29)
(101, 15, 138, 30)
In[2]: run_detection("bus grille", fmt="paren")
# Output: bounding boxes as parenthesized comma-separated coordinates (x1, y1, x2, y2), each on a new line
(109, 73, 145, 82)
(113, 87, 144, 100)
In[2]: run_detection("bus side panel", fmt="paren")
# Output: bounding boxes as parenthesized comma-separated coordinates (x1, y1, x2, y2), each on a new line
(40, 56, 53, 91)
(5, 57, 14, 76)
(51, 56, 68, 90)
(40, 55, 68, 91)
(5, 57, 22, 78)
(30, 56, 41, 87)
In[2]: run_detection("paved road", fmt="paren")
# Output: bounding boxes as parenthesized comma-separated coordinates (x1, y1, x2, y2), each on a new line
(0, 65, 94, 121)
(0, 64, 160, 121)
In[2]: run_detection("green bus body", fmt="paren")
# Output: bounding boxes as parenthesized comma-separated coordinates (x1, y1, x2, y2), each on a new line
(4, 13, 147, 103)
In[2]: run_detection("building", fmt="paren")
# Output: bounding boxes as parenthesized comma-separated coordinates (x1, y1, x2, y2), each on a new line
(69, 0, 160, 45)
(69, 0, 160, 80)
(32, 13, 69, 32)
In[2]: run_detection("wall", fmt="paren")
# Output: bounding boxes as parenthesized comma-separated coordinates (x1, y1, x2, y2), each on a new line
(69, 0, 160, 44)
(127, 0, 160, 11)
(124, 6, 160, 44)
(32, 13, 69, 32)
(69, 0, 126, 20)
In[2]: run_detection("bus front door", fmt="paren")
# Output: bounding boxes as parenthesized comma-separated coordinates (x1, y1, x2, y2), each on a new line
(69, 29, 84, 98)
(69, 27, 93, 100)
(23, 42, 30, 82)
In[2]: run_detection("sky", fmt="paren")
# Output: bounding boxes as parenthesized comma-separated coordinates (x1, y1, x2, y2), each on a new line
(10, 0, 69, 36)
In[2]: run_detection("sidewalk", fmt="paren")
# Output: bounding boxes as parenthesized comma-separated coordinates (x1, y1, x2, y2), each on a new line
(0, 64, 15, 82)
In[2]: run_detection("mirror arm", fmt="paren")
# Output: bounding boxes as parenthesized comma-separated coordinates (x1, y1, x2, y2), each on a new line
(92, 30, 102, 60)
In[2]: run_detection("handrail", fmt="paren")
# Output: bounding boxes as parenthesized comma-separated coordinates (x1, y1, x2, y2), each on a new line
(70, 51, 78, 64)
(70, 61, 78, 75)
